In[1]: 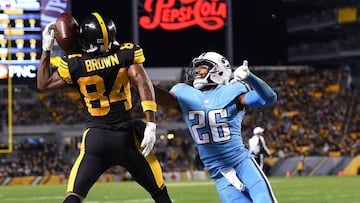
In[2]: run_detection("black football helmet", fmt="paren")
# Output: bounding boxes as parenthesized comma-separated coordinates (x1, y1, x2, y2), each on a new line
(78, 12, 117, 53)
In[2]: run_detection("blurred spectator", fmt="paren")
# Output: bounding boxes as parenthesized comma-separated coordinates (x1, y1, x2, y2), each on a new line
(249, 126, 272, 171)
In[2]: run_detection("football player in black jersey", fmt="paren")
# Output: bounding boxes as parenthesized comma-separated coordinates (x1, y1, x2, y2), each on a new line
(38, 12, 172, 203)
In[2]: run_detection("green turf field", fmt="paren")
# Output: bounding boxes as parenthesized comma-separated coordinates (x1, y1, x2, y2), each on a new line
(0, 176, 359, 203)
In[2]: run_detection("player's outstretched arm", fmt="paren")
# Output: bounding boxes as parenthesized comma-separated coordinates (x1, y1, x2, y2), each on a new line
(37, 22, 67, 91)
(153, 85, 181, 111)
(234, 60, 277, 108)
(128, 63, 156, 122)
(128, 63, 157, 157)
(244, 73, 277, 106)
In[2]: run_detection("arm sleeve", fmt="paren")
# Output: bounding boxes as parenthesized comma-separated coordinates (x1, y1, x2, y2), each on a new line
(244, 73, 277, 108)
(57, 57, 73, 85)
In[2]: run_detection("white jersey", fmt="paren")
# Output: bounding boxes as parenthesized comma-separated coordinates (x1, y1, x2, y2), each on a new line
(248, 135, 271, 155)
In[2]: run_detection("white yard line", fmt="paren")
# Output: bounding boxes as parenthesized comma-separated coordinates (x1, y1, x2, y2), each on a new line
(166, 180, 214, 187)
(3, 196, 63, 201)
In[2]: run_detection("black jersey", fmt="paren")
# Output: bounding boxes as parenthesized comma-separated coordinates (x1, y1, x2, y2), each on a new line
(57, 43, 145, 128)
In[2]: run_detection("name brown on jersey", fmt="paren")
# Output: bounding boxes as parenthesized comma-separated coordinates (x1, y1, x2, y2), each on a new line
(85, 53, 119, 72)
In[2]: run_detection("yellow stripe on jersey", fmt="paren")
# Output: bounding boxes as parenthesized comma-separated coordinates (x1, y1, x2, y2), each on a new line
(92, 12, 108, 52)
(57, 58, 73, 84)
(68, 53, 82, 59)
(134, 48, 145, 63)
(67, 129, 89, 193)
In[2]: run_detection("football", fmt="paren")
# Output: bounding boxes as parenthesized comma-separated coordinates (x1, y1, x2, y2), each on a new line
(54, 12, 80, 54)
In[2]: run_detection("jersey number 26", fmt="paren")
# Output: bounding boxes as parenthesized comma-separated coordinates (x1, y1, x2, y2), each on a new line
(189, 109, 231, 144)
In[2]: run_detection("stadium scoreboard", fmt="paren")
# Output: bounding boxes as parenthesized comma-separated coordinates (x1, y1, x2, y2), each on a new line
(0, 0, 43, 153)
(0, 1, 41, 80)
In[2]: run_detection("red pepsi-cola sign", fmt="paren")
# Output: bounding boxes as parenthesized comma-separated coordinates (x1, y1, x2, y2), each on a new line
(139, 0, 227, 31)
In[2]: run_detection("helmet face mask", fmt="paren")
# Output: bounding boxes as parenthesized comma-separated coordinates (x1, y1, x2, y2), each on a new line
(187, 52, 232, 89)
(79, 12, 117, 53)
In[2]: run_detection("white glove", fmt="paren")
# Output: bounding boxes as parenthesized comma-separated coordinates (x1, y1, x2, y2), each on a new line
(42, 22, 55, 51)
(141, 122, 157, 157)
(231, 60, 250, 83)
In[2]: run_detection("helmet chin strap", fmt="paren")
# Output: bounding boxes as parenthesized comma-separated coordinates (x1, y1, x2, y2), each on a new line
(193, 66, 221, 89)
(193, 75, 217, 89)
(193, 78, 208, 89)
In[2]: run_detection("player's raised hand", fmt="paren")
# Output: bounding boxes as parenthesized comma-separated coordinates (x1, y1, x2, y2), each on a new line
(141, 122, 157, 157)
(231, 60, 250, 83)
(42, 22, 55, 51)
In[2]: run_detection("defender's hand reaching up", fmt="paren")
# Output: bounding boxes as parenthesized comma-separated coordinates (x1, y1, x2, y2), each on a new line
(233, 60, 250, 81)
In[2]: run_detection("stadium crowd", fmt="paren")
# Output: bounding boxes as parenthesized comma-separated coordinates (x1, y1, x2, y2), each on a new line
(0, 67, 359, 177)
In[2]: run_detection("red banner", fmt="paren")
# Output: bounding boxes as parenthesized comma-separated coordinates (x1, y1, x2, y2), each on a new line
(140, 0, 227, 31)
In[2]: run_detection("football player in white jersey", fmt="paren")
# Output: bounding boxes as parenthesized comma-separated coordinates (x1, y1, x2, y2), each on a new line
(154, 52, 278, 203)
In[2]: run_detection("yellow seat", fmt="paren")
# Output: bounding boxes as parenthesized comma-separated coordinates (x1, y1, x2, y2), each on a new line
(328, 151, 341, 157)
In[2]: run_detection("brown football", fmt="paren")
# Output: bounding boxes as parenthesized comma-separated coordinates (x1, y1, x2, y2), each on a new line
(55, 12, 80, 54)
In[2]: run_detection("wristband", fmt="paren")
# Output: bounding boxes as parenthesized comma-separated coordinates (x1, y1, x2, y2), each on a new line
(141, 100, 157, 112)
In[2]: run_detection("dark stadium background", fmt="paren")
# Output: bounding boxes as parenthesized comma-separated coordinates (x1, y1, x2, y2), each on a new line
(71, 0, 288, 67)
(71, 0, 360, 82)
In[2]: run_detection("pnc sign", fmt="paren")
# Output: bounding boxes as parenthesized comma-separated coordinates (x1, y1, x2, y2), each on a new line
(0, 64, 37, 79)
(139, 0, 227, 31)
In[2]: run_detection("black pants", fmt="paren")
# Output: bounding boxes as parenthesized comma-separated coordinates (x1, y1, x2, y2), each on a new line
(253, 153, 265, 169)
(66, 127, 165, 198)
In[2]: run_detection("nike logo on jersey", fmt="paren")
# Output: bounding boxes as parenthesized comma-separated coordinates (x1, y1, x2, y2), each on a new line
(85, 53, 119, 72)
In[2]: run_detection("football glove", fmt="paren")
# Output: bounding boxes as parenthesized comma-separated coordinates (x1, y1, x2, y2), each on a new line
(42, 22, 55, 51)
(231, 60, 250, 83)
(141, 122, 157, 157)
